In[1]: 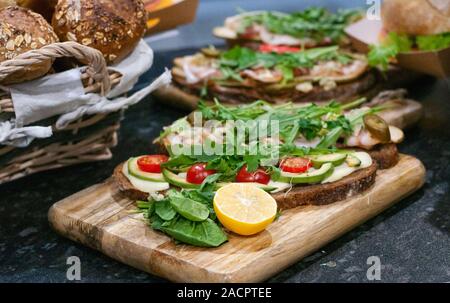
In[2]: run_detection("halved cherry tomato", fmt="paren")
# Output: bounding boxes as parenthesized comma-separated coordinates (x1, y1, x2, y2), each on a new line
(236, 165, 270, 185)
(259, 44, 301, 54)
(280, 157, 312, 173)
(186, 163, 217, 184)
(137, 155, 169, 173)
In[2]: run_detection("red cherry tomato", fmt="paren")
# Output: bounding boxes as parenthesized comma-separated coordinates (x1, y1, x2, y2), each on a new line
(137, 155, 169, 173)
(236, 165, 270, 185)
(259, 44, 301, 54)
(186, 163, 217, 184)
(279, 157, 312, 173)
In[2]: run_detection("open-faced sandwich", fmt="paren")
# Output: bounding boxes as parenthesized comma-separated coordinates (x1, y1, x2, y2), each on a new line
(213, 8, 362, 50)
(113, 99, 406, 247)
(165, 45, 381, 105)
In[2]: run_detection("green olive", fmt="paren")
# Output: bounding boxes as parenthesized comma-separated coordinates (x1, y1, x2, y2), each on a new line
(363, 114, 391, 142)
(201, 46, 220, 58)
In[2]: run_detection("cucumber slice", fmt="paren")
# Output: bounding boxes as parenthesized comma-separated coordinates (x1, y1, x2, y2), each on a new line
(274, 163, 334, 184)
(128, 158, 166, 182)
(345, 154, 362, 167)
(310, 153, 347, 168)
(162, 169, 200, 189)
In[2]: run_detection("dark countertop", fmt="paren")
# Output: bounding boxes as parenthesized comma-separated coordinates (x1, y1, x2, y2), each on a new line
(1, 48, 449, 284)
(1, 1, 450, 283)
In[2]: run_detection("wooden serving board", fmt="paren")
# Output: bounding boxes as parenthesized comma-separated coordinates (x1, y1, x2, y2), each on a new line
(49, 155, 425, 283)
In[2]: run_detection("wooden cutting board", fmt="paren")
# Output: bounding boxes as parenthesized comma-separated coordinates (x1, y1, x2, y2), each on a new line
(48, 154, 425, 282)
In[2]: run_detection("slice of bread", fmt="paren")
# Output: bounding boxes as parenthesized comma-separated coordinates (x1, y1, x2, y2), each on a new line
(112, 161, 377, 209)
(112, 143, 397, 209)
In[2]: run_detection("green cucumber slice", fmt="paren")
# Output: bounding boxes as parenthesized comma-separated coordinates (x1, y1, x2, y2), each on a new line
(274, 163, 334, 184)
(128, 157, 166, 182)
(309, 153, 347, 168)
(345, 154, 362, 167)
(162, 169, 200, 189)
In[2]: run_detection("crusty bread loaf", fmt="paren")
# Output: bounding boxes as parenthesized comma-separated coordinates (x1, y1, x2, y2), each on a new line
(52, 0, 147, 64)
(382, 0, 450, 35)
(0, 6, 59, 84)
(16, 0, 58, 22)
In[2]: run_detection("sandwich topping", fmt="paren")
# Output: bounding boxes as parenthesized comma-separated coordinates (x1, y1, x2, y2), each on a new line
(125, 100, 403, 247)
(173, 45, 369, 95)
(214, 8, 362, 48)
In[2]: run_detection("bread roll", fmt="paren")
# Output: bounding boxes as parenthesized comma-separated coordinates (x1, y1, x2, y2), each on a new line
(16, 0, 58, 22)
(0, 0, 16, 9)
(0, 6, 59, 84)
(382, 0, 450, 35)
(52, 0, 147, 64)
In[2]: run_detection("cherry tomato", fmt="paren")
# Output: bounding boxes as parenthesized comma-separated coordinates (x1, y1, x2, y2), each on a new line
(137, 155, 169, 173)
(236, 165, 270, 185)
(186, 163, 217, 184)
(259, 44, 301, 54)
(279, 157, 312, 173)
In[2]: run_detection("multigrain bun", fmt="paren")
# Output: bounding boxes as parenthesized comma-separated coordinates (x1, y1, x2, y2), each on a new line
(0, 6, 59, 84)
(52, 0, 147, 64)
(16, 0, 58, 22)
(382, 0, 450, 35)
(0, 0, 16, 9)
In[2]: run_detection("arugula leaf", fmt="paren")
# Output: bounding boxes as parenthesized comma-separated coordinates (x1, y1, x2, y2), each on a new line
(416, 33, 450, 51)
(241, 8, 362, 43)
(218, 45, 351, 83)
(368, 44, 398, 70)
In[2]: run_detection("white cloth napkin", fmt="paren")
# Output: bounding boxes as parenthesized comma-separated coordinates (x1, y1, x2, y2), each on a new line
(0, 40, 169, 147)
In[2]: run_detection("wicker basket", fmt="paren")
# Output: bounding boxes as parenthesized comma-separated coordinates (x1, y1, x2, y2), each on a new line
(0, 41, 127, 184)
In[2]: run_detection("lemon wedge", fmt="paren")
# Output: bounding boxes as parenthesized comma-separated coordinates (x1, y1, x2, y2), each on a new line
(213, 183, 278, 236)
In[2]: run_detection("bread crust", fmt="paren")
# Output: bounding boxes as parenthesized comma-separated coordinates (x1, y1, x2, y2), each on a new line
(0, 6, 59, 84)
(382, 0, 450, 35)
(52, 0, 147, 64)
(366, 143, 399, 169)
(113, 162, 149, 201)
(273, 163, 377, 209)
(167, 70, 379, 106)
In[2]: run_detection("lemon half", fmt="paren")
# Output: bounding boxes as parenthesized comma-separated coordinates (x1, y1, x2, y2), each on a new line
(213, 183, 278, 236)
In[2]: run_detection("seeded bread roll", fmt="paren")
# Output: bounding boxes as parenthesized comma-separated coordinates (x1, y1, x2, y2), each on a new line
(16, 0, 58, 22)
(52, 0, 147, 64)
(0, 6, 59, 84)
(382, 0, 450, 35)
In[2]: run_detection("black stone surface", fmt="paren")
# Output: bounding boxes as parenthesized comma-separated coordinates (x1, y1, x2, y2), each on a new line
(1, 0, 450, 281)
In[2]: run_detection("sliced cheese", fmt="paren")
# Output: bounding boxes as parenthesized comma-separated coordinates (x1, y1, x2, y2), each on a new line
(268, 180, 292, 193)
(322, 152, 372, 184)
(122, 163, 170, 193)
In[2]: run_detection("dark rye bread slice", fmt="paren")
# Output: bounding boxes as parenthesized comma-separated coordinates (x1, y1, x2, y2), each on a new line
(112, 161, 377, 209)
(113, 143, 396, 208)
(170, 70, 379, 105)
(273, 162, 377, 209)
(113, 163, 150, 201)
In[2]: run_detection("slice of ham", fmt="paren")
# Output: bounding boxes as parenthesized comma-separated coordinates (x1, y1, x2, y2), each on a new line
(177, 55, 220, 84)
(241, 68, 283, 83)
